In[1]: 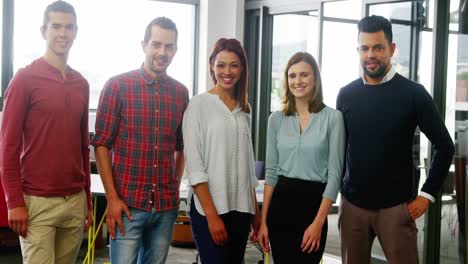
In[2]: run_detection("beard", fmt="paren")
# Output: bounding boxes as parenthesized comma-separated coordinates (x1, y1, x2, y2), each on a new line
(362, 60, 388, 79)
(147, 55, 170, 74)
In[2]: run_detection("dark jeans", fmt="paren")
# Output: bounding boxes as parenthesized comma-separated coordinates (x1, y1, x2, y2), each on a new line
(189, 198, 252, 264)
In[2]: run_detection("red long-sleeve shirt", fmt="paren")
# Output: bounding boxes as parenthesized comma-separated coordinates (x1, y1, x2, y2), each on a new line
(0, 58, 91, 210)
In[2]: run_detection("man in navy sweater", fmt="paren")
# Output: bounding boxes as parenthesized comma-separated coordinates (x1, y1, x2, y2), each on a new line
(337, 15, 454, 263)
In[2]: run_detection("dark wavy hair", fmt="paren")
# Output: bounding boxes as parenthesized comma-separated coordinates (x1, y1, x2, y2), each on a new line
(281, 52, 324, 115)
(209, 38, 250, 113)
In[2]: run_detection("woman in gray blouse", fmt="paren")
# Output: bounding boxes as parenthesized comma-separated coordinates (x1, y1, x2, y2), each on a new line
(182, 38, 260, 264)
(257, 52, 345, 263)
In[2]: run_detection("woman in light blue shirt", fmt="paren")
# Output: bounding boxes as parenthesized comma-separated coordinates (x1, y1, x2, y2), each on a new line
(257, 52, 345, 263)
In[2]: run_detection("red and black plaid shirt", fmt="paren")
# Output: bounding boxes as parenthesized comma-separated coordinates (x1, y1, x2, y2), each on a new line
(91, 67, 189, 211)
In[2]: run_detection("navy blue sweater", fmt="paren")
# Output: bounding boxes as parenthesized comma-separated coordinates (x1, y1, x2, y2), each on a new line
(336, 73, 454, 209)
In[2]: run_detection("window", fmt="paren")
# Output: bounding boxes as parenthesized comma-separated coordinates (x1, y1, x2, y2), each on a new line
(369, 1, 413, 21)
(13, 0, 196, 109)
(437, 0, 468, 261)
(270, 12, 318, 112)
(427, 0, 460, 31)
(323, 0, 362, 20)
(321, 21, 359, 107)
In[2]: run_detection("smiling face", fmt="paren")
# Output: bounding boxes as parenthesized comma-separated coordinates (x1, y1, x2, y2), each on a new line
(142, 25, 177, 78)
(358, 30, 395, 84)
(41, 11, 77, 57)
(287, 61, 315, 100)
(211, 50, 242, 92)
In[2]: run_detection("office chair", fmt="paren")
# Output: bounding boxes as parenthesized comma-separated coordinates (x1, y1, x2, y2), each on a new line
(255, 161, 265, 180)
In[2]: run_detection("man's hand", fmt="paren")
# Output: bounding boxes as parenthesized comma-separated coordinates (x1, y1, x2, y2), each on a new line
(106, 197, 132, 239)
(407, 196, 430, 220)
(84, 208, 93, 232)
(8, 207, 28, 237)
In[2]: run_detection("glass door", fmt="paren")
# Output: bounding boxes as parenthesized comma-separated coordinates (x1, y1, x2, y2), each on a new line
(441, 0, 468, 262)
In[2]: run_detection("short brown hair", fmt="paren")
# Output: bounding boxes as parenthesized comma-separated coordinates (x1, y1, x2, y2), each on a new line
(42, 1, 76, 29)
(209, 38, 250, 113)
(144, 17, 178, 44)
(281, 52, 324, 115)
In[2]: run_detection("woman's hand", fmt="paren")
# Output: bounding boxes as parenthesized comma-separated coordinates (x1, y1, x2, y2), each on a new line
(206, 214, 228, 245)
(258, 223, 271, 253)
(301, 219, 324, 253)
(250, 209, 261, 242)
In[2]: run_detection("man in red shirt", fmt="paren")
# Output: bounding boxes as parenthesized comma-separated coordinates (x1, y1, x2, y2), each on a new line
(92, 17, 188, 264)
(0, 1, 92, 263)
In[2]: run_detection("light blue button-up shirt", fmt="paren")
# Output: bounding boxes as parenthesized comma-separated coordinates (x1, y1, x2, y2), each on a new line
(265, 106, 345, 201)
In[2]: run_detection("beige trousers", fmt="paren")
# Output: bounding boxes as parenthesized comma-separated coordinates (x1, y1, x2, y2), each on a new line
(339, 197, 419, 264)
(20, 190, 87, 264)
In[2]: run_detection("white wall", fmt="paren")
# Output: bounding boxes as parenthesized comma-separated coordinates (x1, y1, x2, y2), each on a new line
(197, 0, 245, 94)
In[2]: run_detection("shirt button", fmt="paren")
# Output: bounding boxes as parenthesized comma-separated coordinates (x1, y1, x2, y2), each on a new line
(149, 200, 153, 204)
(155, 109, 159, 113)
(154, 146, 158, 150)
(155, 92, 159, 95)
(153, 164, 158, 168)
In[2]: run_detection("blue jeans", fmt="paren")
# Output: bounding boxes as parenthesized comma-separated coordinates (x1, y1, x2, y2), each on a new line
(109, 207, 178, 264)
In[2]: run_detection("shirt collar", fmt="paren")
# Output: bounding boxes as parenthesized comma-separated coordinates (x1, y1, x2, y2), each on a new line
(361, 65, 396, 85)
(138, 64, 169, 85)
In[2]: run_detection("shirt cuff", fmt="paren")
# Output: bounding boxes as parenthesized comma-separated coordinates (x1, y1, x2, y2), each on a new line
(420, 191, 435, 203)
(186, 171, 209, 186)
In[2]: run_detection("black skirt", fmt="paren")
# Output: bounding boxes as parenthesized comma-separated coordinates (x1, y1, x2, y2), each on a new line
(267, 176, 327, 264)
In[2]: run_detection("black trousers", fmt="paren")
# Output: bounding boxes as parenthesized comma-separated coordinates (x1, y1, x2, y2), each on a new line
(267, 176, 327, 264)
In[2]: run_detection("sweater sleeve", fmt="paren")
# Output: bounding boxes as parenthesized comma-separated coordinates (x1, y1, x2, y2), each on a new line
(265, 111, 281, 187)
(0, 69, 30, 209)
(416, 86, 455, 197)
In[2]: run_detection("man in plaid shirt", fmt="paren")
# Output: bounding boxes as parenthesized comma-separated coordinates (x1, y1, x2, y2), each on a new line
(91, 17, 189, 264)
